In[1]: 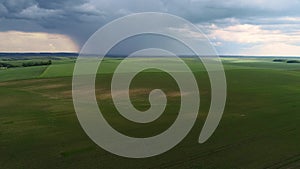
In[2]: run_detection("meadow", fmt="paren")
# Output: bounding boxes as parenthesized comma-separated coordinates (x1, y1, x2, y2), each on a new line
(0, 56, 300, 169)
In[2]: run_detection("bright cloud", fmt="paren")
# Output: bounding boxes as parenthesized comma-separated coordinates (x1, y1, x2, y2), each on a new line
(0, 31, 79, 52)
(208, 23, 300, 56)
(209, 24, 300, 44)
(241, 43, 300, 56)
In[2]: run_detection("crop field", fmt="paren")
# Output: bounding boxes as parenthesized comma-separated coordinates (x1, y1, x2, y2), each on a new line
(0, 56, 300, 169)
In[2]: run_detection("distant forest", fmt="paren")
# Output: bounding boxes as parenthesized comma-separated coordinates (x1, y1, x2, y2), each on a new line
(0, 60, 52, 68)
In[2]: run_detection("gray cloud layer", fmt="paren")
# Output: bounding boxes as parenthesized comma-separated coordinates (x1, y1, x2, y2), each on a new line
(1, 0, 300, 50)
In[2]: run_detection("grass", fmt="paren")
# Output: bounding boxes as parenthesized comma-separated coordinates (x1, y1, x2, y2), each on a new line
(40, 63, 75, 78)
(0, 57, 76, 82)
(0, 66, 47, 82)
(0, 56, 300, 168)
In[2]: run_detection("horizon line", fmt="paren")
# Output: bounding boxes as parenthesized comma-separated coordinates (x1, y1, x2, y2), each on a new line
(0, 52, 299, 58)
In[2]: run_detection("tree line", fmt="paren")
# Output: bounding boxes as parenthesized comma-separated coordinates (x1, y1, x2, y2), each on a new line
(22, 60, 52, 67)
(0, 60, 52, 68)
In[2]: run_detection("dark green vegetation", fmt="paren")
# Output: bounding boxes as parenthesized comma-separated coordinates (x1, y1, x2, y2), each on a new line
(0, 62, 18, 68)
(287, 60, 300, 63)
(273, 59, 300, 64)
(0, 59, 51, 68)
(1, 56, 300, 169)
(273, 59, 287, 62)
(22, 60, 52, 67)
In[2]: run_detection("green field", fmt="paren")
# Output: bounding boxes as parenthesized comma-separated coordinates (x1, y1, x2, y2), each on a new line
(1, 56, 300, 169)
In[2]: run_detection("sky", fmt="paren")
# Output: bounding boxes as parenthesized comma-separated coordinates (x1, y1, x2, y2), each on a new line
(1, 0, 300, 56)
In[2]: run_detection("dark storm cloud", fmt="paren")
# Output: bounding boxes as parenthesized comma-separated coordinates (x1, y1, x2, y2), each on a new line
(2, 0, 34, 13)
(36, 0, 87, 9)
(0, 0, 104, 45)
(1, 0, 300, 49)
